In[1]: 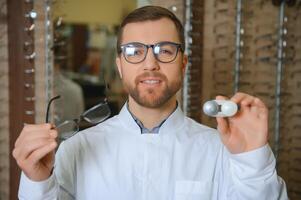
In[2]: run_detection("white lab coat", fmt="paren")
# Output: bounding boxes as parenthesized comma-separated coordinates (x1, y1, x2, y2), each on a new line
(19, 104, 288, 200)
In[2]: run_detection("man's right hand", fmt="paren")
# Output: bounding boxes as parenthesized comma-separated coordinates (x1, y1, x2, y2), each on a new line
(12, 123, 58, 181)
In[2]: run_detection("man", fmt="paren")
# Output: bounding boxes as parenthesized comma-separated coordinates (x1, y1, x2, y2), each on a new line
(14, 6, 288, 199)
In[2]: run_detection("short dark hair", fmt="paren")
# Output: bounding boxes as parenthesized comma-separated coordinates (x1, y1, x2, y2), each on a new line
(116, 6, 185, 54)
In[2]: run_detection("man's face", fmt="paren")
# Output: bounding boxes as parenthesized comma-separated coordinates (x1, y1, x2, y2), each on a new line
(116, 18, 187, 108)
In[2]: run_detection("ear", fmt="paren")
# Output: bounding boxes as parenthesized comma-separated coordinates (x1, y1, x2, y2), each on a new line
(115, 56, 123, 79)
(181, 54, 188, 74)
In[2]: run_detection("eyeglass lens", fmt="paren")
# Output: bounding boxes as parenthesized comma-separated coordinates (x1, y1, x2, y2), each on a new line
(56, 120, 79, 140)
(82, 102, 111, 124)
(123, 42, 180, 63)
(57, 103, 111, 140)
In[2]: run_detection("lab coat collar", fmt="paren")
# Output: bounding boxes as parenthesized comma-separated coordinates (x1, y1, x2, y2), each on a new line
(118, 102, 185, 135)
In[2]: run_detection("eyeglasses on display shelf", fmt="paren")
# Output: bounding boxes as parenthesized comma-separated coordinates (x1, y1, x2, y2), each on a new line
(24, 52, 36, 60)
(213, 0, 233, 9)
(212, 45, 241, 60)
(256, 57, 278, 64)
(213, 21, 236, 35)
(213, 58, 234, 69)
(214, 8, 254, 20)
(24, 10, 37, 20)
(212, 72, 233, 83)
(255, 36, 277, 48)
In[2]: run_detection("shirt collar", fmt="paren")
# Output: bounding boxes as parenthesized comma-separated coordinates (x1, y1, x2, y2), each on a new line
(118, 101, 185, 135)
(126, 102, 172, 134)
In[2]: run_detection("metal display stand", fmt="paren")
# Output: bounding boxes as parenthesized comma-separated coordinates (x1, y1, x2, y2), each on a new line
(234, 0, 242, 93)
(274, 0, 286, 161)
(183, 0, 192, 115)
(44, 0, 53, 113)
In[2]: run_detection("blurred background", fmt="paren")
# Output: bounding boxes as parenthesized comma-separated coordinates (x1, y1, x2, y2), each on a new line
(0, 0, 300, 199)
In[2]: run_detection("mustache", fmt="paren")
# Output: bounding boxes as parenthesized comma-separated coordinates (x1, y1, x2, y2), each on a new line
(135, 72, 167, 85)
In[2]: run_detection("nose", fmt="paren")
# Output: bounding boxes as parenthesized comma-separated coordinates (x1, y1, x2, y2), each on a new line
(143, 47, 160, 71)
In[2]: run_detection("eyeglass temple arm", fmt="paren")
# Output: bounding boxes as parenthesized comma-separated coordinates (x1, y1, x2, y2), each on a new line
(46, 95, 61, 123)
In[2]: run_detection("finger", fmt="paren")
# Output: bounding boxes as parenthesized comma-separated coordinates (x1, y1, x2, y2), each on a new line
(27, 142, 57, 165)
(20, 132, 57, 155)
(215, 95, 229, 100)
(231, 93, 254, 114)
(250, 105, 259, 114)
(231, 92, 252, 104)
(240, 96, 256, 107)
(235, 95, 266, 114)
(18, 138, 56, 161)
(16, 128, 57, 148)
(49, 130, 58, 138)
(253, 97, 267, 109)
(254, 98, 268, 119)
(16, 123, 53, 145)
(15, 133, 53, 154)
(21, 129, 57, 143)
(23, 123, 54, 132)
(15, 132, 49, 155)
(216, 117, 229, 139)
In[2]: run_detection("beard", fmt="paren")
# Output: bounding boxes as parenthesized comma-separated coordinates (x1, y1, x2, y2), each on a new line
(123, 71, 182, 108)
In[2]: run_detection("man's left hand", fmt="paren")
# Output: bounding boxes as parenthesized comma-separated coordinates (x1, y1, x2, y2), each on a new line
(216, 92, 269, 154)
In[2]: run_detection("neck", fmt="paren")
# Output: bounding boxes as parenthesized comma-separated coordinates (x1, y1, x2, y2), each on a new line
(128, 97, 177, 130)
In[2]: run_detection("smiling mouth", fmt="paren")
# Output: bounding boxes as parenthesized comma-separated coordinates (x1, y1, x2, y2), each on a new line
(135, 72, 166, 86)
(140, 80, 161, 84)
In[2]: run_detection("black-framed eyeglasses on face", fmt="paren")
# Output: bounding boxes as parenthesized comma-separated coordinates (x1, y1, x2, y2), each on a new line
(119, 41, 184, 64)
(46, 95, 111, 141)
